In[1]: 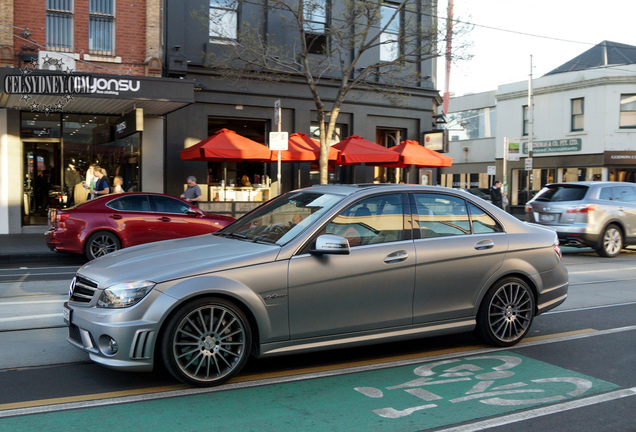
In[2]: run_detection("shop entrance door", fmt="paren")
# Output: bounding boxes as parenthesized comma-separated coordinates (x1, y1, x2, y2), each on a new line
(23, 141, 62, 225)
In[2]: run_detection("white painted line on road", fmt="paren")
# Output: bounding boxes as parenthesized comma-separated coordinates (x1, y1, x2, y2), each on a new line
(0, 313, 61, 323)
(568, 268, 635, 275)
(436, 387, 636, 432)
(0, 299, 66, 306)
(546, 301, 636, 315)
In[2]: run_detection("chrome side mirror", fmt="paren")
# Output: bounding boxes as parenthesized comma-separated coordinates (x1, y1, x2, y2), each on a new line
(310, 234, 350, 255)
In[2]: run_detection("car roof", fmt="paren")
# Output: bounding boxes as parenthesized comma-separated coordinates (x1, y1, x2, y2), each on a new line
(306, 183, 464, 197)
(545, 181, 635, 188)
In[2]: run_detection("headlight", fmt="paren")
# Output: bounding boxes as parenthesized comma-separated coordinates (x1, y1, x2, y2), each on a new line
(97, 281, 156, 308)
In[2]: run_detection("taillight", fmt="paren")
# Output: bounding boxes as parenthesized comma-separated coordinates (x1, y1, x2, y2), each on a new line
(553, 241, 562, 261)
(57, 213, 70, 223)
(525, 204, 533, 213)
(567, 204, 596, 213)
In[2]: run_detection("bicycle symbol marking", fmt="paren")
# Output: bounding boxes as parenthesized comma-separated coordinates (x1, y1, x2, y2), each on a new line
(354, 355, 593, 419)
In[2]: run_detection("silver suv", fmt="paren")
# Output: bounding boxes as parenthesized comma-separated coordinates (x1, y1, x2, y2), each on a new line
(526, 181, 636, 257)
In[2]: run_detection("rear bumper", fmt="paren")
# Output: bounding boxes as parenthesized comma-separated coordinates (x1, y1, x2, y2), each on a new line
(45, 228, 84, 254)
(530, 224, 600, 248)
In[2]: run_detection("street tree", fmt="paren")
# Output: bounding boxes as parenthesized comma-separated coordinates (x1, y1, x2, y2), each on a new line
(199, 0, 471, 184)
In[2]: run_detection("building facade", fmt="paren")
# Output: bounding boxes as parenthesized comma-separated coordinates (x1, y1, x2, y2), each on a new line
(443, 41, 636, 210)
(0, 0, 193, 234)
(163, 0, 441, 200)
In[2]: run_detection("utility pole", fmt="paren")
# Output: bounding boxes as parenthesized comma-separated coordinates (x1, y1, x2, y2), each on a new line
(526, 55, 534, 203)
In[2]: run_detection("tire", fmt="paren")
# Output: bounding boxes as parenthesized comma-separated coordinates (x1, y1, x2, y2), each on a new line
(476, 277, 535, 347)
(596, 224, 623, 258)
(84, 231, 121, 260)
(161, 297, 252, 387)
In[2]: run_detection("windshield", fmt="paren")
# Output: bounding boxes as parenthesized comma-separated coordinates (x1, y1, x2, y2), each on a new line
(217, 191, 343, 245)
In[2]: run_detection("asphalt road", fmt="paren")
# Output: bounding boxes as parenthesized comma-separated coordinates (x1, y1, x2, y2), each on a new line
(0, 249, 635, 431)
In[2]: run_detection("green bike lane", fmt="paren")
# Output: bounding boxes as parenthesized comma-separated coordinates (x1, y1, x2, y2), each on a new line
(2, 325, 634, 432)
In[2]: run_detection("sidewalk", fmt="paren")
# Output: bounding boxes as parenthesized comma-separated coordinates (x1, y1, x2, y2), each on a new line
(0, 226, 64, 264)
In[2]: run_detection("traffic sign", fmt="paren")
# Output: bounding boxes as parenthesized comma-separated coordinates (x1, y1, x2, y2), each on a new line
(269, 131, 288, 151)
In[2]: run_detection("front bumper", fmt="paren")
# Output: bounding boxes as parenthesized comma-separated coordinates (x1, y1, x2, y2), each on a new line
(64, 289, 176, 371)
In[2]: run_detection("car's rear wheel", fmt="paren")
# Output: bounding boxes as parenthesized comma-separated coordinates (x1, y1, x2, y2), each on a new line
(596, 224, 622, 258)
(161, 297, 251, 387)
(85, 231, 121, 260)
(476, 277, 535, 347)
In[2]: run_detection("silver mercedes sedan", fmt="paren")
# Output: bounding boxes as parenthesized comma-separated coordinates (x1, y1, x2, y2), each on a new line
(64, 184, 568, 386)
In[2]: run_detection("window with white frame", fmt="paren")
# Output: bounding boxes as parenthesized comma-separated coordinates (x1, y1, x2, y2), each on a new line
(89, 0, 115, 55)
(571, 98, 584, 131)
(46, 0, 74, 52)
(522, 105, 529, 136)
(380, 2, 400, 62)
(209, 0, 238, 41)
(303, 0, 328, 54)
(619, 94, 636, 128)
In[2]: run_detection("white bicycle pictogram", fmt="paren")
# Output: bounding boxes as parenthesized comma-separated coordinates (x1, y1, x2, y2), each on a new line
(354, 355, 593, 419)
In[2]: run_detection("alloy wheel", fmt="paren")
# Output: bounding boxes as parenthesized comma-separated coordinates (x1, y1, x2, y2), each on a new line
(167, 301, 250, 386)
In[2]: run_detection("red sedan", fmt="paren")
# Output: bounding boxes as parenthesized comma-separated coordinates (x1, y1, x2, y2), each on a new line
(45, 193, 235, 260)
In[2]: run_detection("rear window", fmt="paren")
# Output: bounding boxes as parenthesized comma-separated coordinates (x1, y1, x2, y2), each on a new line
(533, 185, 588, 202)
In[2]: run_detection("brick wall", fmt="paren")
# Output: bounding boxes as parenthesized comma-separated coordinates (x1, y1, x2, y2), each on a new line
(11, 0, 160, 76)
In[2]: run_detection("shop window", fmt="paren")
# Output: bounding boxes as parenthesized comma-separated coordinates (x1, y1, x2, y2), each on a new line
(303, 0, 328, 54)
(619, 94, 636, 128)
(209, 0, 238, 41)
(380, 2, 401, 62)
(89, 0, 115, 55)
(46, 0, 74, 52)
(571, 98, 584, 132)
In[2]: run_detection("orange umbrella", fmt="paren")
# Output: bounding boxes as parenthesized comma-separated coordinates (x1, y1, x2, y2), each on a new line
(180, 129, 272, 162)
(380, 140, 453, 168)
(269, 132, 340, 162)
(332, 135, 400, 165)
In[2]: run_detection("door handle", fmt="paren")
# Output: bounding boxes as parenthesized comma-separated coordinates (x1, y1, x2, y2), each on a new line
(384, 250, 409, 263)
(159, 216, 171, 222)
(109, 214, 123, 220)
(474, 239, 494, 250)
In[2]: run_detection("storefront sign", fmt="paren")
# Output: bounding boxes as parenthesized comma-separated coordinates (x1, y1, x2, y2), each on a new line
(115, 108, 144, 139)
(522, 138, 581, 154)
(423, 130, 448, 153)
(604, 151, 636, 165)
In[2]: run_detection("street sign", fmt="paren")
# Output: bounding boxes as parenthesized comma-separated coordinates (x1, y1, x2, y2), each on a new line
(487, 165, 496, 176)
(525, 157, 533, 170)
(269, 131, 288, 151)
(274, 100, 281, 126)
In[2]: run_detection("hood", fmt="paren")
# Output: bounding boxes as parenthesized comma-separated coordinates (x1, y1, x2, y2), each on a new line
(78, 234, 280, 288)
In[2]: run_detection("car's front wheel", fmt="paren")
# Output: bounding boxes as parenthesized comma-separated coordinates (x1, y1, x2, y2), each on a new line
(596, 224, 623, 258)
(475, 277, 535, 347)
(84, 231, 121, 260)
(161, 297, 252, 387)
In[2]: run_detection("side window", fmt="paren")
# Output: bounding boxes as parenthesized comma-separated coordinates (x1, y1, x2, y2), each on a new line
(153, 196, 191, 214)
(413, 193, 470, 238)
(616, 186, 636, 203)
(599, 187, 615, 201)
(107, 195, 151, 212)
(468, 203, 503, 234)
(325, 194, 404, 247)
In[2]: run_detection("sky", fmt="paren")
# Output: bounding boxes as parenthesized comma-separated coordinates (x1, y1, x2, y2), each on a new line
(440, 0, 636, 97)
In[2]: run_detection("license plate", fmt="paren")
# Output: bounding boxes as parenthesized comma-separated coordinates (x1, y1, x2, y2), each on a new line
(540, 213, 556, 222)
(62, 305, 72, 324)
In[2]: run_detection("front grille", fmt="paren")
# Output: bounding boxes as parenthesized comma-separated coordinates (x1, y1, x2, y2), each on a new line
(70, 275, 99, 303)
